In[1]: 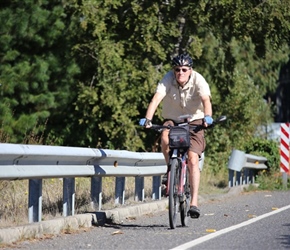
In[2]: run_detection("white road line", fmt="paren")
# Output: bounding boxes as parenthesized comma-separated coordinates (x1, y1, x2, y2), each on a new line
(170, 204, 290, 250)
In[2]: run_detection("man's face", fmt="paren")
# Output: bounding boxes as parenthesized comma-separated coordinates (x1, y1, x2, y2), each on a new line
(174, 66, 191, 86)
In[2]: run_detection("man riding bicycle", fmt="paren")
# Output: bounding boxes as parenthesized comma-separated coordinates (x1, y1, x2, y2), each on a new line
(140, 53, 213, 219)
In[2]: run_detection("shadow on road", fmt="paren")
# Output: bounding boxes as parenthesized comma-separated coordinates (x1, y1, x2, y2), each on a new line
(92, 211, 171, 229)
(277, 223, 290, 248)
(102, 222, 169, 230)
(92, 211, 189, 230)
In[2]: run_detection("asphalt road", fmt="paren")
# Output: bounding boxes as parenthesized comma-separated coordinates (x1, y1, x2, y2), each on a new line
(13, 190, 290, 250)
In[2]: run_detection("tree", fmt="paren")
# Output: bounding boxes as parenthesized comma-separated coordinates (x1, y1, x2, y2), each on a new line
(1, 0, 289, 160)
(66, 0, 180, 149)
(0, 0, 80, 143)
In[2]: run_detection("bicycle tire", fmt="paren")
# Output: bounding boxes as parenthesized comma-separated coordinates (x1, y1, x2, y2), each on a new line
(168, 158, 180, 229)
(180, 166, 190, 226)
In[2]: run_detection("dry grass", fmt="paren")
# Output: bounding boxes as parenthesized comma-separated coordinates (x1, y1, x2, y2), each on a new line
(199, 163, 229, 195)
(0, 180, 29, 227)
(0, 170, 228, 229)
(0, 176, 156, 228)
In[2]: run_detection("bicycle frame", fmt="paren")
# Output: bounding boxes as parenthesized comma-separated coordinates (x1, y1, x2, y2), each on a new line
(166, 146, 190, 229)
(166, 148, 187, 198)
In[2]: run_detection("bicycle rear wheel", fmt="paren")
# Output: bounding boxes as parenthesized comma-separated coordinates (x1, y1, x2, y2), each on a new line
(180, 167, 190, 227)
(168, 158, 180, 229)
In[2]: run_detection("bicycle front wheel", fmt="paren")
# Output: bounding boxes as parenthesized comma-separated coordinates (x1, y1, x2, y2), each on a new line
(168, 158, 180, 229)
(180, 166, 190, 227)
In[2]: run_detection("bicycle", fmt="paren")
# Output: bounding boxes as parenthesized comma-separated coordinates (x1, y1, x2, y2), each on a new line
(149, 115, 226, 229)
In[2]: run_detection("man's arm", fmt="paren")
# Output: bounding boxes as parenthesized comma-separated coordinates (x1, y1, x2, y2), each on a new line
(145, 92, 165, 120)
(201, 94, 212, 118)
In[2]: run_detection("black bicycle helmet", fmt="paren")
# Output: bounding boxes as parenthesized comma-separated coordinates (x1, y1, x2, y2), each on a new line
(172, 54, 193, 67)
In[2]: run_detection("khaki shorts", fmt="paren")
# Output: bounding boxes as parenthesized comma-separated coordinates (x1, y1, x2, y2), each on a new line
(163, 119, 205, 157)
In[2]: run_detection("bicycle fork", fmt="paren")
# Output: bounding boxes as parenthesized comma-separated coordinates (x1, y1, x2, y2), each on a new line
(179, 159, 187, 195)
(166, 149, 187, 199)
(166, 149, 178, 197)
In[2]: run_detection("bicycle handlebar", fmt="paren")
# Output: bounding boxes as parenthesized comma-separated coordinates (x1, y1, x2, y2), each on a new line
(150, 115, 227, 131)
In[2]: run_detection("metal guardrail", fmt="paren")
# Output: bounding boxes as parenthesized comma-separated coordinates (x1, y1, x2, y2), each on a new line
(227, 149, 267, 187)
(0, 144, 166, 179)
(0, 143, 166, 223)
(0, 143, 205, 223)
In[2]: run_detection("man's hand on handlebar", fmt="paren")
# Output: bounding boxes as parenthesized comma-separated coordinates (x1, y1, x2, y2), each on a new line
(139, 118, 152, 128)
(204, 115, 213, 127)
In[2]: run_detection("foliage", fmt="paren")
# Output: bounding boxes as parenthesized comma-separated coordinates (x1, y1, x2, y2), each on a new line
(255, 170, 290, 190)
(0, 0, 80, 143)
(238, 136, 283, 191)
(0, 0, 289, 160)
(243, 137, 280, 173)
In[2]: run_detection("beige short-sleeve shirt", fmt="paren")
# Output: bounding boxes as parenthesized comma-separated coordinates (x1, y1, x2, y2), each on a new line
(156, 70, 211, 123)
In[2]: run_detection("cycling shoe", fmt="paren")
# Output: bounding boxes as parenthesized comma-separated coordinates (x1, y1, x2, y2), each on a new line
(188, 206, 200, 219)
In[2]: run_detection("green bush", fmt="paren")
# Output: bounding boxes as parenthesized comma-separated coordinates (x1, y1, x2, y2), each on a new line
(242, 137, 280, 173)
(241, 137, 288, 191)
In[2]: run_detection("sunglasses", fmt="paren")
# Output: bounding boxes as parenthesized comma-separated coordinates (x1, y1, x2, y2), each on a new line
(174, 68, 190, 73)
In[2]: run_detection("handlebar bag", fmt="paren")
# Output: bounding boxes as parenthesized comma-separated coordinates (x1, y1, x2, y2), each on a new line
(169, 125, 190, 149)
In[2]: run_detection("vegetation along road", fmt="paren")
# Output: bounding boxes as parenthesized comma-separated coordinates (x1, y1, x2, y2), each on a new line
(13, 190, 290, 250)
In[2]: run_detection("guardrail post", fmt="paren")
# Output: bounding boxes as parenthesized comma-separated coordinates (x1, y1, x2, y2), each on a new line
(249, 169, 254, 184)
(236, 171, 241, 186)
(28, 179, 42, 223)
(152, 176, 161, 200)
(243, 168, 253, 184)
(135, 176, 144, 201)
(228, 169, 234, 187)
(115, 177, 125, 205)
(91, 176, 102, 211)
(63, 178, 75, 216)
(243, 168, 248, 184)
